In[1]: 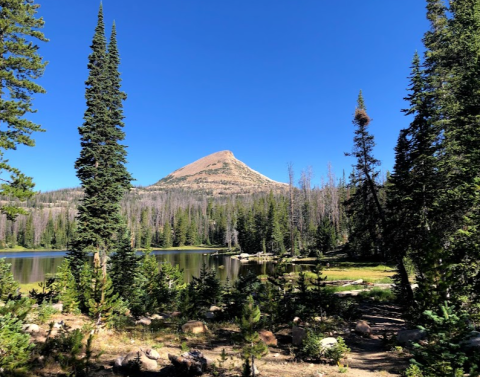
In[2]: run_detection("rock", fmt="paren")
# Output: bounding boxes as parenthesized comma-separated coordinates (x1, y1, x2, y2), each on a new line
(22, 324, 40, 334)
(253, 364, 260, 375)
(292, 325, 306, 346)
(122, 351, 158, 372)
(150, 314, 164, 320)
(259, 330, 277, 346)
(209, 305, 221, 312)
(239, 253, 250, 259)
(319, 337, 338, 350)
(464, 331, 480, 350)
(355, 320, 371, 337)
(114, 356, 124, 368)
(171, 311, 182, 317)
(182, 320, 208, 334)
(397, 329, 427, 346)
(51, 303, 63, 312)
(135, 317, 152, 326)
(143, 348, 160, 360)
(169, 350, 212, 376)
(53, 321, 63, 329)
(205, 312, 214, 319)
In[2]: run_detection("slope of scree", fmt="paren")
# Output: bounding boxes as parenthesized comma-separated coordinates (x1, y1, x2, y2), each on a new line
(147, 150, 287, 195)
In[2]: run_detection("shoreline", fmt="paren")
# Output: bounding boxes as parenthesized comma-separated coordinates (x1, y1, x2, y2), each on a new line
(0, 245, 228, 253)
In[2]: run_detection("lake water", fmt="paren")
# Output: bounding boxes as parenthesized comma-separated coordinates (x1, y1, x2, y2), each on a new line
(0, 249, 309, 284)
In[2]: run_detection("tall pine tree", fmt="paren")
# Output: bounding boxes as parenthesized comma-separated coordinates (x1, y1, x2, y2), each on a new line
(0, 0, 47, 220)
(68, 6, 132, 278)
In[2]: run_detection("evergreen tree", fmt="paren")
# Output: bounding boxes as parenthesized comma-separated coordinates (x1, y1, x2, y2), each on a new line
(239, 295, 268, 377)
(0, 0, 47, 221)
(0, 259, 19, 301)
(87, 254, 124, 327)
(162, 221, 173, 248)
(345, 92, 386, 258)
(108, 229, 141, 306)
(68, 5, 132, 278)
(53, 260, 79, 313)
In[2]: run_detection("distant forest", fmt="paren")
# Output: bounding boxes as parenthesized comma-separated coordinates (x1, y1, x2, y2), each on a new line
(0, 165, 364, 256)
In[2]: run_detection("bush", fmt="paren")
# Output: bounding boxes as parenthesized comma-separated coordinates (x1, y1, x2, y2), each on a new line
(0, 312, 33, 373)
(301, 330, 350, 363)
(410, 303, 480, 377)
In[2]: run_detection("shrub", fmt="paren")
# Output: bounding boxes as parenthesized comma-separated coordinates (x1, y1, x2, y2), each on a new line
(301, 331, 350, 364)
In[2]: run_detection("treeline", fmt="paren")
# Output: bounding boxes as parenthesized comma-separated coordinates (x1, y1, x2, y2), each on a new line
(0, 165, 359, 255)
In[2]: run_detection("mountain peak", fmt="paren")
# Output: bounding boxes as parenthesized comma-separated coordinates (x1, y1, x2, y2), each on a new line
(149, 151, 287, 195)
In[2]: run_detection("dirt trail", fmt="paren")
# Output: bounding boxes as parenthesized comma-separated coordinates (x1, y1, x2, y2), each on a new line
(346, 303, 408, 375)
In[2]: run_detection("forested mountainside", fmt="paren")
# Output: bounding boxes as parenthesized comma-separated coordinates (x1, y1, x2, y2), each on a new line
(0, 163, 354, 254)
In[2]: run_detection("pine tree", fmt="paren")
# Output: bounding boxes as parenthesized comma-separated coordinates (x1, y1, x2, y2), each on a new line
(87, 254, 124, 327)
(239, 295, 268, 377)
(0, 259, 19, 301)
(162, 221, 173, 248)
(109, 229, 142, 306)
(0, 0, 48, 221)
(345, 92, 386, 258)
(54, 260, 79, 313)
(68, 5, 132, 279)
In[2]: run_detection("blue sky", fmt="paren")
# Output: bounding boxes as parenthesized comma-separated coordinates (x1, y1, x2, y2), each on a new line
(11, 1, 428, 191)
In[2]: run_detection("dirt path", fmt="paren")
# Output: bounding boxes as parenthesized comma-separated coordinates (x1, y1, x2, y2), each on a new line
(346, 303, 408, 375)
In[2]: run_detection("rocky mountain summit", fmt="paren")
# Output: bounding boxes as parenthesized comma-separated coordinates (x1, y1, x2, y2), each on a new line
(147, 150, 287, 195)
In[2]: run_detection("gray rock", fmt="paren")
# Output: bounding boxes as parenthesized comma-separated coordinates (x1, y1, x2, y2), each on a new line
(143, 348, 160, 360)
(319, 337, 338, 350)
(22, 324, 40, 334)
(464, 331, 480, 350)
(397, 329, 427, 346)
(292, 325, 306, 346)
(51, 303, 63, 312)
(135, 317, 152, 326)
(114, 356, 124, 368)
(122, 351, 158, 372)
(169, 350, 212, 376)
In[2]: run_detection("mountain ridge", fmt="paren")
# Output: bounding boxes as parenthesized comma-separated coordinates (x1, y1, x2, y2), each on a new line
(147, 150, 287, 195)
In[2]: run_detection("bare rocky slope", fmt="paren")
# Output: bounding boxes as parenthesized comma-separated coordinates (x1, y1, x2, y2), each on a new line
(146, 150, 287, 195)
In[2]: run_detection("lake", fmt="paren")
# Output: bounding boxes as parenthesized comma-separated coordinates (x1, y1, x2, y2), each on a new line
(0, 249, 309, 284)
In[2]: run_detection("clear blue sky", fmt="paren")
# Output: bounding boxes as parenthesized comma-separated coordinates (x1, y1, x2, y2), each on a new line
(12, 0, 428, 191)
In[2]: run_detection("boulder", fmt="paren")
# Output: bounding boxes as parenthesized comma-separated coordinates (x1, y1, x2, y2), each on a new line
(143, 348, 160, 360)
(319, 337, 338, 350)
(135, 317, 152, 326)
(22, 324, 40, 334)
(51, 303, 63, 312)
(259, 330, 277, 346)
(397, 329, 427, 346)
(464, 331, 480, 350)
(292, 325, 306, 346)
(122, 351, 158, 372)
(355, 320, 371, 337)
(182, 320, 208, 334)
(114, 356, 124, 368)
(168, 350, 212, 376)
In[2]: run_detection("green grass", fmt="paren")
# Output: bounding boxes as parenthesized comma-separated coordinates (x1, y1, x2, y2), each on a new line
(303, 267, 394, 284)
(19, 282, 42, 294)
(0, 246, 58, 253)
(358, 288, 395, 302)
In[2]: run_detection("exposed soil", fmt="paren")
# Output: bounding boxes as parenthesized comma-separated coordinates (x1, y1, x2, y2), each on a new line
(30, 302, 409, 377)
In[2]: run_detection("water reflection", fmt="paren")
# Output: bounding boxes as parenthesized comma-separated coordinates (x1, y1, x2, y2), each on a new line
(1, 250, 310, 284)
